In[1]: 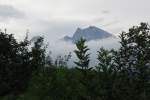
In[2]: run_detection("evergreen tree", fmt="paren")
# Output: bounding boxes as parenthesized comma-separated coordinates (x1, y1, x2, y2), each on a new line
(74, 38, 94, 100)
(74, 38, 91, 70)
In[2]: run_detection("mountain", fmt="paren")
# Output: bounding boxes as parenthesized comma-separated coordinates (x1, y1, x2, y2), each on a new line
(62, 26, 113, 43)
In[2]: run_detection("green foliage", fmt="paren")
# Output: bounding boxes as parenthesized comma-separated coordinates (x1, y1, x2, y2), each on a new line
(97, 48, 115, 73)
(0, 32, 46, 98)
(96, 48, 117, 100)
(0, 22, 150, 100)
(114, 22, 150, 100)
(54, 52, 72, 67)
(45, 51, 53, 66)
(0, 32, 32, 96)
(74, 38, 91, 70)
(31, 37, 46, 71)
(15, 67, 88, 100)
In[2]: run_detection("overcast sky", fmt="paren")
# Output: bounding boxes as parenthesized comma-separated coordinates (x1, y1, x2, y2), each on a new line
(0, 0, 150, 41)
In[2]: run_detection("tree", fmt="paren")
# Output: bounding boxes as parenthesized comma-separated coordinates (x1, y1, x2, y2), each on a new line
(113, 22, 150, 100)
(31, 37, 46, 71)
(97, 48, 115, 73)
(45, 51, 53, 66)
(74, 38, 94, 99)
(54, 52, 72, 67)
(74, 38, 91, 71)
(96, 48, 117, 100)
(0, 31, 32, 96)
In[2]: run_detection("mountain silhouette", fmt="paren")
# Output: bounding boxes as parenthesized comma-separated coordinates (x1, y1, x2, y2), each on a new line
(62, 26, 113, 43)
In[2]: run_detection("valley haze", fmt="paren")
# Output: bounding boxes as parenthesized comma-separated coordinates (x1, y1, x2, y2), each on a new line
(47, 26, 120, 66)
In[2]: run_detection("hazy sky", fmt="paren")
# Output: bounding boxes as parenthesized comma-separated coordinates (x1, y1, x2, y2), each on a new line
(0, 0, 150, 41)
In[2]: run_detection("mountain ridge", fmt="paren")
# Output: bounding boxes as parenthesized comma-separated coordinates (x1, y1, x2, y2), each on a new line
(61, 26, 113, 43)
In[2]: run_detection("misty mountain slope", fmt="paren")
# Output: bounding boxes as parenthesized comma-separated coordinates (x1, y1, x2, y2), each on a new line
(62, 26, 113, 42)
(50, 37, 120, 67)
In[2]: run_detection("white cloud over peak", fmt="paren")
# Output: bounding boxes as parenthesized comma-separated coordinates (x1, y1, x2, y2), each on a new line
(0, 0, 149, 41)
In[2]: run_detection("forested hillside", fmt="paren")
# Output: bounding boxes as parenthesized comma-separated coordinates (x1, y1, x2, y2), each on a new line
(0, 23, 150, 100)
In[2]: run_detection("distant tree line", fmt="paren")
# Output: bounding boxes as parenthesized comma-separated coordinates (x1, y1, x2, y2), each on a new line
(0, 23, 149, 100)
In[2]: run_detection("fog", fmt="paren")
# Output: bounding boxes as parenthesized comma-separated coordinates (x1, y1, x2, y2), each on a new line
(47, 37, 120, 67)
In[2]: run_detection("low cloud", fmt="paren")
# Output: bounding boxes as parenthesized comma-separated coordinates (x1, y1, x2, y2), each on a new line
(0, 5, 24, 20)
(101, 10, 110, 14)
(101, 20, 120, 27)
(48, 37, 120, 67)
